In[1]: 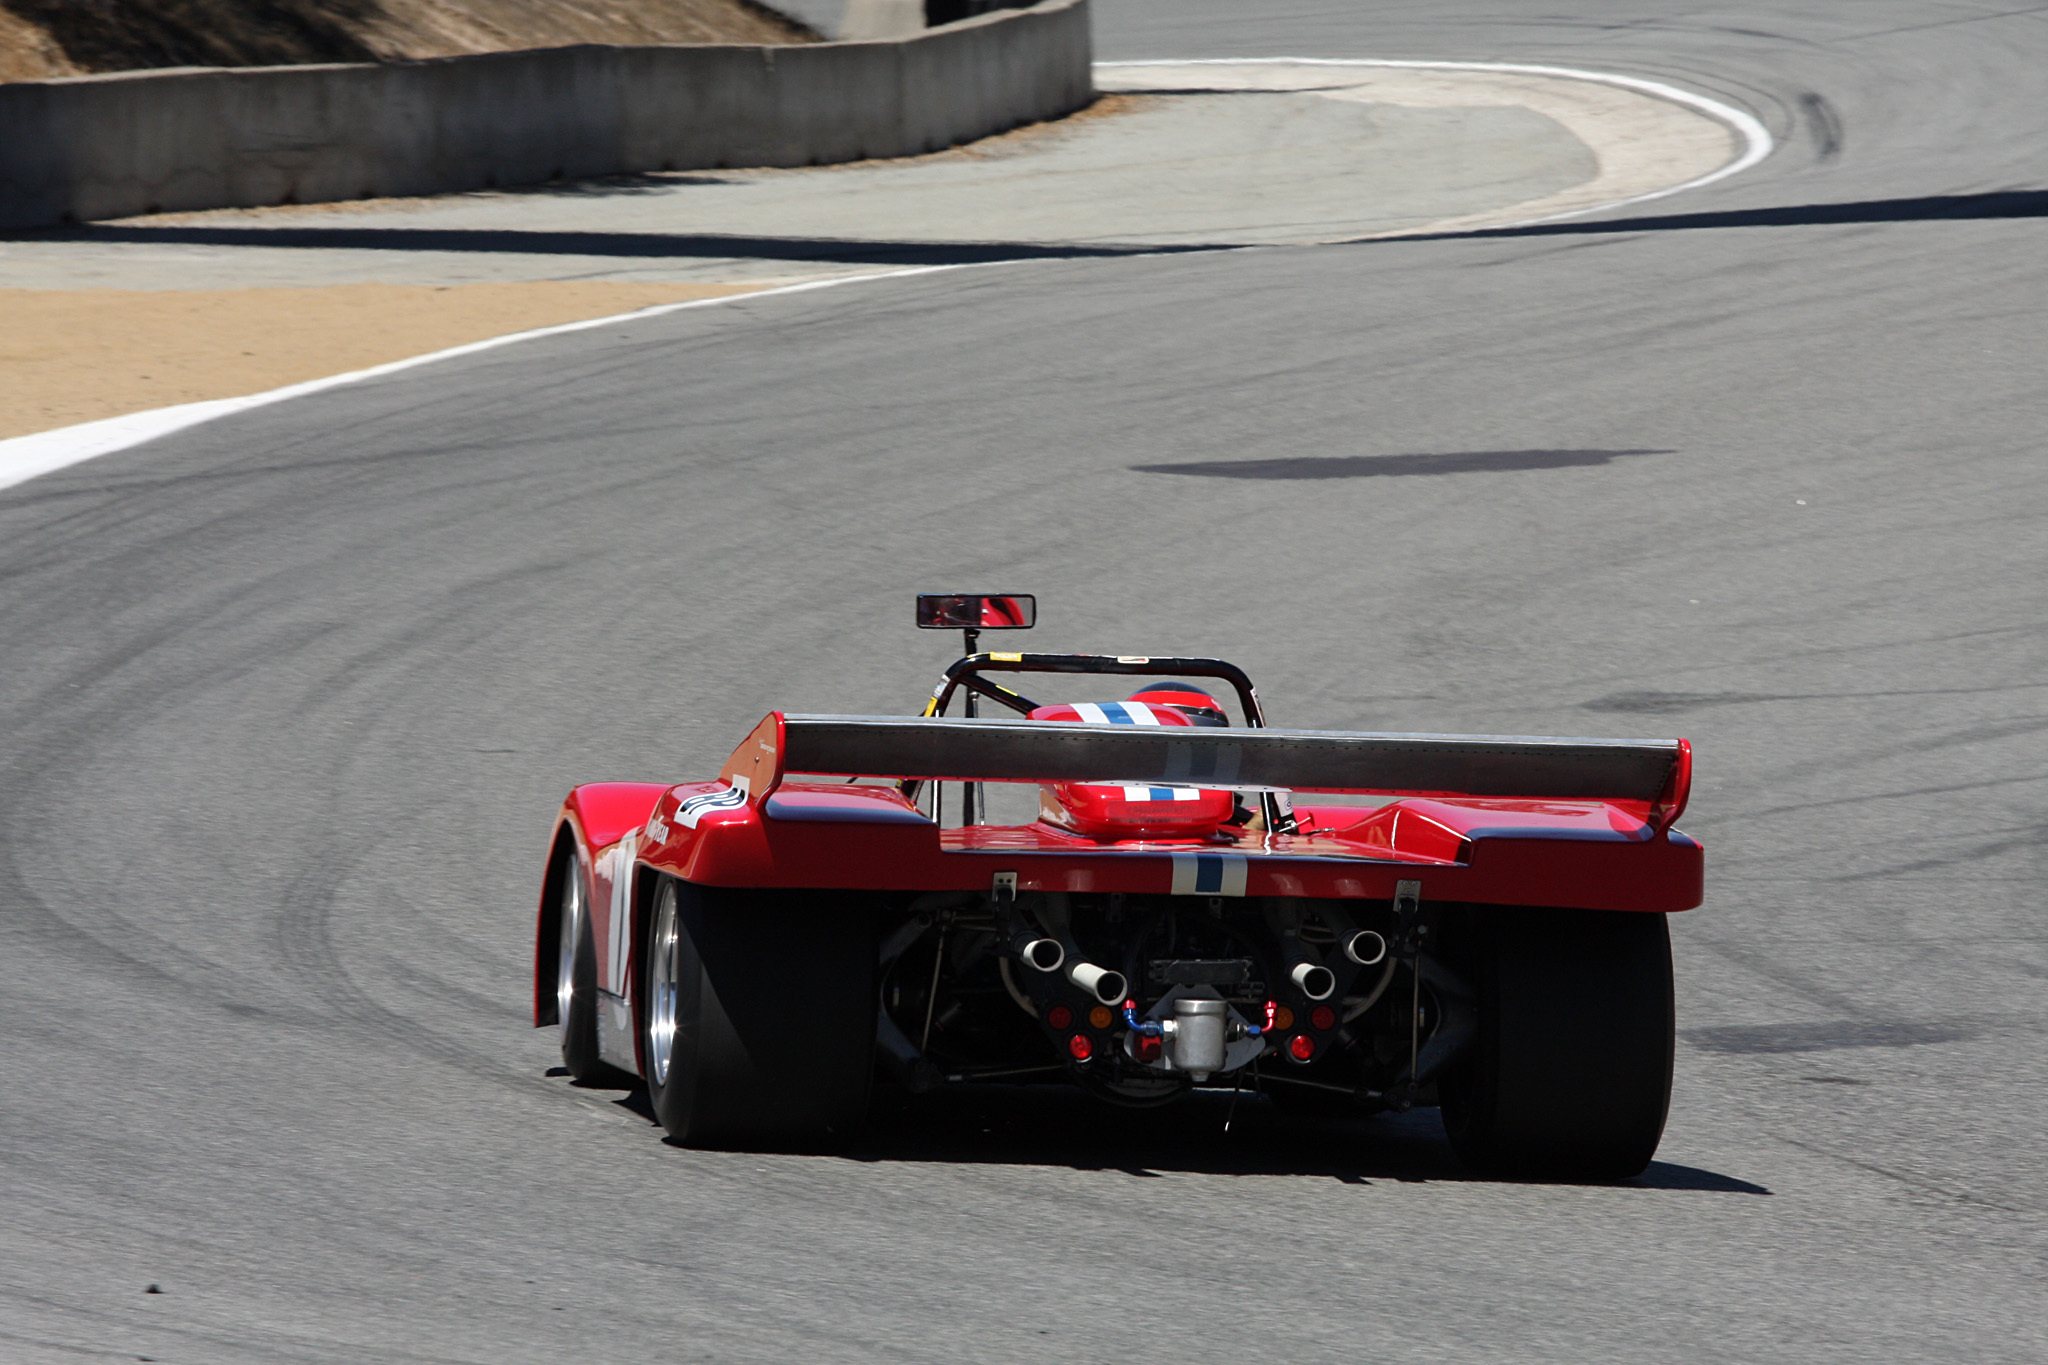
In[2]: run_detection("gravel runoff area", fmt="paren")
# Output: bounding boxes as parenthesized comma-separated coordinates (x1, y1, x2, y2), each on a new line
(0, 61, 1742, 438)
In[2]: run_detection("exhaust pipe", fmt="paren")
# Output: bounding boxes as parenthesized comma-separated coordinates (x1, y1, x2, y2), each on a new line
(1014, 929, 1119, 1004)
(1033, 892, 1128, 1006)
(1289, 961, 1336, 1001)
(1344, 930, 1388, 966)
(1013, 933, 1064, 973)
(1266, 898, 1336, 1001)
(1067, 960, 1129, 1006)
(1002, 904, 1064, 973)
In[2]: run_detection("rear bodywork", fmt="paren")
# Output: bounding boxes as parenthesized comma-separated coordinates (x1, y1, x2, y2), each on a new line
(536, 654, 1698, 1108)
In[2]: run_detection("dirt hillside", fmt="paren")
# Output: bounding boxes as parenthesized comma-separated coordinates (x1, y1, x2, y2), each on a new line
(0, 0, 815, 82)
(1, 282, 772, 439)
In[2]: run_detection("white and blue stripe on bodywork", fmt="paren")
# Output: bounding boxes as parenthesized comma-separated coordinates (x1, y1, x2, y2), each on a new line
(1119, 785, 1204, 803)
(676, 780, 748, 829)
(1070, 701, 1163, 725)
(1169, 851, 1249, 897)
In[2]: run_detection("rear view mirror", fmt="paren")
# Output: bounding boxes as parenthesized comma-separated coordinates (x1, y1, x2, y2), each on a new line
(916, 594, 1037, 630)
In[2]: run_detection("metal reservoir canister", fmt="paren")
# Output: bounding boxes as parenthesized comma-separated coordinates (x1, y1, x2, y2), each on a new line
(1165, 997, 1229, 1078)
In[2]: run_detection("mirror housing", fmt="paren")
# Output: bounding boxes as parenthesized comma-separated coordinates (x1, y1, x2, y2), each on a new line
(916, 594, 1036, 631)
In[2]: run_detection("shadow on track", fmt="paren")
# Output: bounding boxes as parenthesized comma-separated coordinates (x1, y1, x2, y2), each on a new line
(1684, 1020, 1979, 1053)
(26, 191, 2044, 269)
(1134, 449, 1670, 479)
(1398, 188, 2048, 240)
(7, 224, 1217, 268)
(591, 1076, 1767, 1192)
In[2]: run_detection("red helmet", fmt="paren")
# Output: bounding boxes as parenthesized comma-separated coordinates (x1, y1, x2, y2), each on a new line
(1025, 687, 1234, 839)
(1125, 682, 1229, 728)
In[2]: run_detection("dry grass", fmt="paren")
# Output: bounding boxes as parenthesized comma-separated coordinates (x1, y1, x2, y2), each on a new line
(0, 1, 74, 78)
(0, 0, 813, 82)
(0, 280, 764, 438)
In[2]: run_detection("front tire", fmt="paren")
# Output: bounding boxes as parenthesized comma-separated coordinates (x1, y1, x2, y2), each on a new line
(1439, 907, 1674, 1181)
(642, 877, 877, 1149)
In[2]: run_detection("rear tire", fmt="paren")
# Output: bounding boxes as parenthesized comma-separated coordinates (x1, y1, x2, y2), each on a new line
(556, 850, 607, 1083)
(1439, 907, 1674, 1181)
(641, 877, 877, 1149)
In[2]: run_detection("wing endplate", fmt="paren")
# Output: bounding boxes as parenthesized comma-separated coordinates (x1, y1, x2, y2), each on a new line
(719, 712, 787, 805)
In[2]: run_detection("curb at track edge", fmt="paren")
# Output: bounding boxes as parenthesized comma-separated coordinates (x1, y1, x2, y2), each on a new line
(0, 58, 1772, 494)
(1101, 58, 1774, 231)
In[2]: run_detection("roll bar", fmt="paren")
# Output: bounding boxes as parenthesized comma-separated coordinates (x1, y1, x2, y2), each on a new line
(922, 653, 1269, 728)
(911, 652, 1285, 832)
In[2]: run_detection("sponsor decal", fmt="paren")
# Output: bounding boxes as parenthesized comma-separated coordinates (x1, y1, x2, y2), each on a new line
(1170, 851, 1248, 897)
(676, 776, 750, 829)
(991, 652, 1024, 662)
(1120, 785, 1204, 803)
(645, 810, 670, 843)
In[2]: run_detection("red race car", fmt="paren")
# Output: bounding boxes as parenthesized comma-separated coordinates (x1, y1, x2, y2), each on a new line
(535, 594, 1700, 1178)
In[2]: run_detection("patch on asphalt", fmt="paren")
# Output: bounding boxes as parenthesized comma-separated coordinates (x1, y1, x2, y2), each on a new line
(1684, 1021, 1976, 1054)
(1131, 449, 1669, 479)
(1582, 690, 1782, 714)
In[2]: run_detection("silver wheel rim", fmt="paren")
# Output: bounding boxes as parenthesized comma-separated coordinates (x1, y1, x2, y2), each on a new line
(556, 857, 581, 1036)
(647, 884, 680, 1088)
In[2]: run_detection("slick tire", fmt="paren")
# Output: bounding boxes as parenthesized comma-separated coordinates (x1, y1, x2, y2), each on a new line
(556, 849, 610, 1084)
(1439, 907, 1674, 1182)
(641, 877, 877, 1150)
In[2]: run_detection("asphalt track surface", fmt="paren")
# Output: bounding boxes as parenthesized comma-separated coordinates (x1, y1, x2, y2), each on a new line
(4, 3, 2047, 1361)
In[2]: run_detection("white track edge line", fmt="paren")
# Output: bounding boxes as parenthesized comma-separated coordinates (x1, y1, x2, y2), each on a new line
(3, 59, 1771, 493)
(0, 265, 955, 495)
(1100, 58, 1774, 228)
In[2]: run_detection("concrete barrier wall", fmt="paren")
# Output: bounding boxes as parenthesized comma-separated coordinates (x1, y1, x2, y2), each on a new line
(0, 0, 1090, 230)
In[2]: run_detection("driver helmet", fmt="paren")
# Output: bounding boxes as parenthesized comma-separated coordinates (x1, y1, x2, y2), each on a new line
(1125, 682, 1229, 727)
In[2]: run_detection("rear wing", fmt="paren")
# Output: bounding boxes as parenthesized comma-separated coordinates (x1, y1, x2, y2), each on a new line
(719, 713, 1694, 831)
